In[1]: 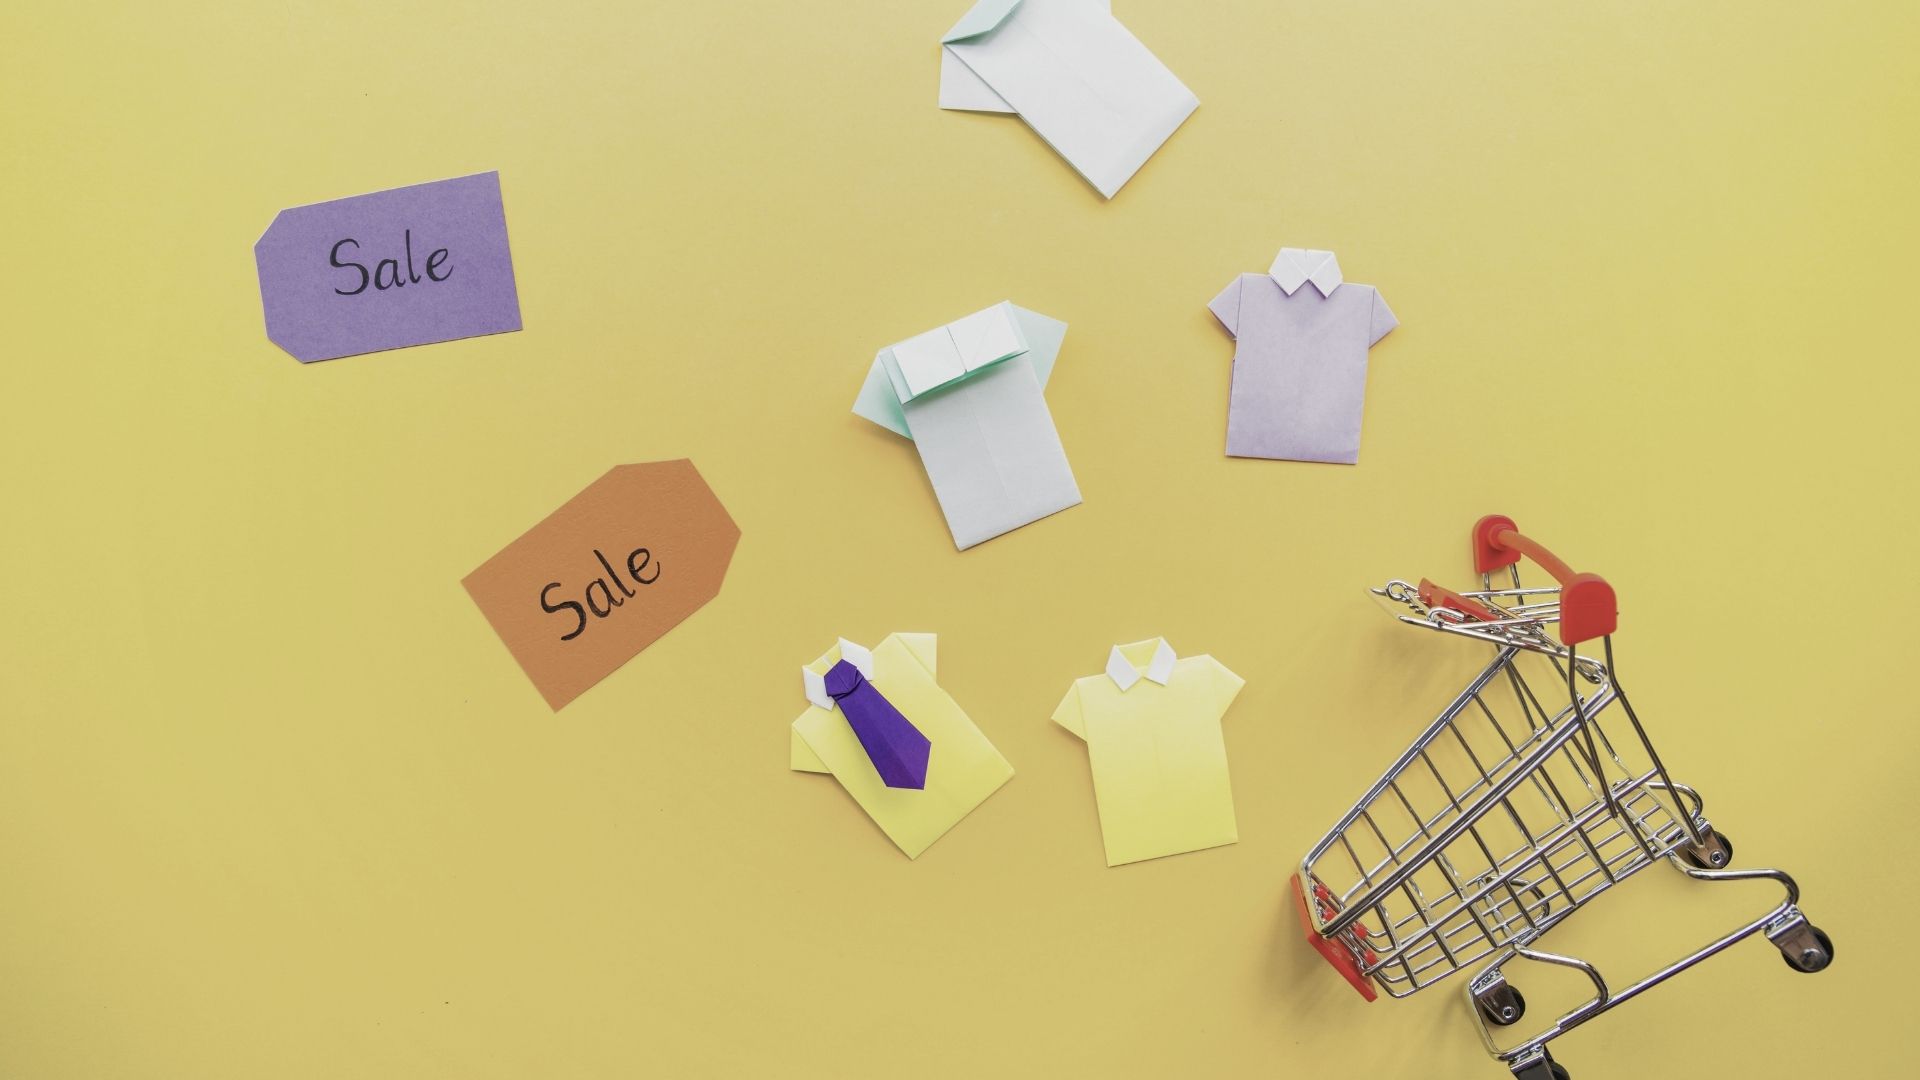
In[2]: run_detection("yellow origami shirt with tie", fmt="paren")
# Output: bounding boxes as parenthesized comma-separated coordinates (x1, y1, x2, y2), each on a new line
(790, 633, 1014, 859)
(1052, 639, 1247, 866)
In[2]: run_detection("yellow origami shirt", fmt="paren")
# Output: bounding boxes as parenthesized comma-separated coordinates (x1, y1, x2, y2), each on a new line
(790, 633, 1014, 859)
(1052, 639, 1247, 866)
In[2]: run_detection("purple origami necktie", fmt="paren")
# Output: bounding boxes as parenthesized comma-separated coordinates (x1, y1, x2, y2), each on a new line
(825, 659, 931, 790)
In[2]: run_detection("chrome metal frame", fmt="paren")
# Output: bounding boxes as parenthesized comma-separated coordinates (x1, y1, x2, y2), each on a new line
(1296, 571, 1830, 1078)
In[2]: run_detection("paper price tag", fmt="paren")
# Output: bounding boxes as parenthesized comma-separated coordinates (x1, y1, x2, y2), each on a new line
(255, 172, 522, 362)
(463, 460, 740, 710)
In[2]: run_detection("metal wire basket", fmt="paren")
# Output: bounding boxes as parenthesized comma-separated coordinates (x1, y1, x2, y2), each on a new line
(1291, 515, 1833, 1080)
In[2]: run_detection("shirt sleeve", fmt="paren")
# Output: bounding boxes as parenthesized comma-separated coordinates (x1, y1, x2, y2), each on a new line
(895, 633, 937, 678)
(851, 354, 913, 438)
(1368, 287, 1398, 347)
(1209, 657, 1247, 718)
(1208, 275, 1245, 339)
(1051, 682, 1088, 740)
(790, 723, 831, 773)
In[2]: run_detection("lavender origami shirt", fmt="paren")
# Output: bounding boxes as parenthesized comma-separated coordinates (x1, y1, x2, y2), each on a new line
(1208, 249, 1397, 464)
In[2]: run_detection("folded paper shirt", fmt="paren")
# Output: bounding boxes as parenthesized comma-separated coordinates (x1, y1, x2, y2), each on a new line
(791, 634, 1014, 859)
(939, 0, 1199, 199)
(1208, 248, 1399, 464)
(1052, 638, 1247, 866)
(852, 302, 1081, 550)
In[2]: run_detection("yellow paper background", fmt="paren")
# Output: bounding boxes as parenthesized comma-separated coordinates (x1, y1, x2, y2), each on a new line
(1, 1, 1914, 1077)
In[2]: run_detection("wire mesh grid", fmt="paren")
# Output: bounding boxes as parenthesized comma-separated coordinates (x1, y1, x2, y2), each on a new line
(1303, 644, 1697, 998)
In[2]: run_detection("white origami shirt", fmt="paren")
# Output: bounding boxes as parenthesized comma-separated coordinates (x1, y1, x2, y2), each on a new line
(939, 0, 1199, 198)
(853, 302, 1081, 549)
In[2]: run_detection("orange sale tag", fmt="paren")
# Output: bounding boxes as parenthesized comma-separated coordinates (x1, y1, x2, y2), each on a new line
(463, 460, 741, 710)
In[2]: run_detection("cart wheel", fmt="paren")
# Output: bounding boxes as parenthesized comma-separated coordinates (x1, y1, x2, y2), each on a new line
(1781, 926, 1834, 973)
(1510, 1056, 1569, 1080)
(1478, 987, 1527, 1026)
(1681, 830, 1733, 869)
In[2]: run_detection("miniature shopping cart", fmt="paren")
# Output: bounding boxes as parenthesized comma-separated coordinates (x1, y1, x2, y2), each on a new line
(1291, 515, 1832, 1080)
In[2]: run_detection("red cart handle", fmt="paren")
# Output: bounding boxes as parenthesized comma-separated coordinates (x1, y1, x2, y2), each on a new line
(1465, 514, 1617, 645)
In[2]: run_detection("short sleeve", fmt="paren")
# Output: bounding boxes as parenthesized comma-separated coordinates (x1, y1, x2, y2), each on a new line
(1368, 288, 1398, 347)
(851, 354, 912, 438)
(1208, 276, 1245, 339)
(1209, 657, 1246, 717)
(1051, 682, 1088, 740)
(896, 632, 938, 677)
(790, 723, 831, 773)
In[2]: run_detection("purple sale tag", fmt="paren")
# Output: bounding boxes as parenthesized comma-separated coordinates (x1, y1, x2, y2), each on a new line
(254, 172, 522, 363)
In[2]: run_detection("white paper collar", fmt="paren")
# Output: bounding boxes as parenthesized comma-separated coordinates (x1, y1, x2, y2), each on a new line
(1269, 248, 1343, 297)
(803, 638, 876, 709)
(1106, 639, 1178, 690)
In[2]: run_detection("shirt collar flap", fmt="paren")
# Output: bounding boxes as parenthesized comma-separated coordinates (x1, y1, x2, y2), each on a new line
(882, 302, 1030, 404)
(943, 0, 1024, 43)
(1269, 248, 1343, 297)
(1106, 638, 1178, 690)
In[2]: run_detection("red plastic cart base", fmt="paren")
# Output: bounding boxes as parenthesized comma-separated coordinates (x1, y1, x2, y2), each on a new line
(1291, 873, 1377, 1002)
